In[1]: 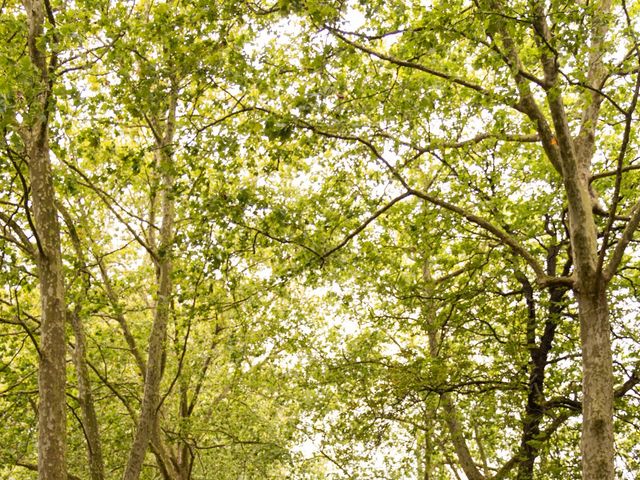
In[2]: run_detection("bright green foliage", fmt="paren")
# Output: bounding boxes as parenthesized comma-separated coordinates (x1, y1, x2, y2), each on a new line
(2, 0, 640, 479)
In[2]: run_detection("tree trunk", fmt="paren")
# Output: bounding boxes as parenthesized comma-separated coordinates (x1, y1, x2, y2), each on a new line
(562, 154, 615, 479)
(122, 187, 175, 480)
(176, 386, 193, 480)
(419, 416, 434, 480)
(22, 0, 67, 478)
(122, 94, 177, 480)
(516, 250, 567, 480)
(32, 129, 67, 480)
(122, 170, 175, 480)
(70, 308, 105, 480)
(422, 261, 484, 480)
(577, 286, 614, 479)
(59, 205, 106, 480)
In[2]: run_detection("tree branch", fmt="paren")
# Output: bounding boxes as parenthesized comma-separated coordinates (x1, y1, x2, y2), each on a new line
(0, 212, 36, 258)
(408, 187, 572, 287)
(290, 119, 572, 287)
(597, 64, 640, 280)
(62, 159, 158, 262)
(590, 162, 640, 182)
(322, 191, 413, 259)
(326, 26, 498, 99)
(15, 461, 82, 480)
(604, 198, 640, 281)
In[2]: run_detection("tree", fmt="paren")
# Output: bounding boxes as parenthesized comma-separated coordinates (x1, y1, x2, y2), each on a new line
(9, 1, 67, 478)
(260, 1, 640, 478)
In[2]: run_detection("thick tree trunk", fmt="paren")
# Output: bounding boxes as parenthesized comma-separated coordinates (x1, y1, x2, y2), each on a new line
(562, 159, 615, 479)
(31, 134, 67, 480)
(22, 1, 67, 478)
(564, 187, 615, 479)
(577, 286, 614, 479)
(562, 174, 615, 478)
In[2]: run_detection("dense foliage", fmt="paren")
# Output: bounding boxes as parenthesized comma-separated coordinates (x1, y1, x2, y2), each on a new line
(1, 1, 640, 479)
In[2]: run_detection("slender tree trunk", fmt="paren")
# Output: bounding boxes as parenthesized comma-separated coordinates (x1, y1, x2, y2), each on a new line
(22, 0, 67, 478)
(419, 415, 434, 480)
(122, 161, 175, 480)
(516, 281, 565, 480)
(440, 395, 484, 480)
(59, 206, 106, 480)
(150, 419, 182, 480)
(176, 386, 193, 479)
(122, 94, 178, 480)
(422, 261, 484, 480)
(70, 308, 105, 480)
(515, 244, 570, 480)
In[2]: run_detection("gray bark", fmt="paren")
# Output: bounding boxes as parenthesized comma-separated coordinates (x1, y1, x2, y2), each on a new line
(21, 0, 67, 478)
(577, 287, 614, 479)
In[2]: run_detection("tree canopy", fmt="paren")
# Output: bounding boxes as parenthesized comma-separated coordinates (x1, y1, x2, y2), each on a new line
(1, 1, 640, 479)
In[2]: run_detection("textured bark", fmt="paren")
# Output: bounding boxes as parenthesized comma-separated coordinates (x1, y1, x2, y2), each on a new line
(32, 126, 67, 480)
(577, 286, 614, 479)
(563, 114, 615, 480)
(21, 0, 67, 478)
(122, 94, 178, 480)
(534, 2, 615, 474)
